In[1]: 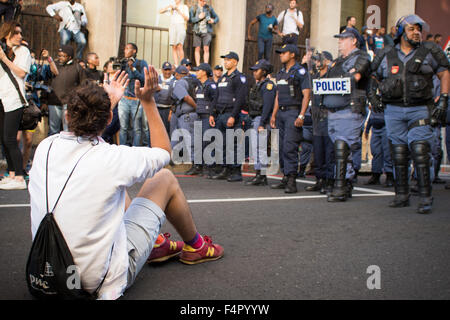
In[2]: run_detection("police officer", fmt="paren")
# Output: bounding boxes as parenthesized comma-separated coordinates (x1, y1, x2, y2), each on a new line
(369, 14, 449, 214)
(170, 65, 198, 169)
(364, 111, 394, 187)
(321, 27, 371, 202)
(270, 44, 312, 193)
(210, 51, 248, 182)
(155, 61, 175, 135)
(245, 59, 276, 186)
(187, 62, 217, 177)
(305, 51, 335, 194)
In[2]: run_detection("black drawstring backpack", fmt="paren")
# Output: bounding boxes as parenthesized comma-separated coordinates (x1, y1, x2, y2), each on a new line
(26, 139, 111, 300)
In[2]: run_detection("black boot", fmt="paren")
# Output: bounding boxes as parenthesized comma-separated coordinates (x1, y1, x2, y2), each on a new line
(211, 166, 231, 180)
(365, 173, 381, 185)
(389, 144, 410, 208)
(305, 178, 323, 192)
(227, 167, 243, 182)
(324, 179, 334, 196)
(285, 174, 298, 194)
(384, 172, 394, 188)
(245, 171, 268, 186)
(185, 164, 203, 176)
(328, 140, 350, 202)
(411, 141, 433, 214)
(271, 175, 288, 189)
(297, 164, 307, 178)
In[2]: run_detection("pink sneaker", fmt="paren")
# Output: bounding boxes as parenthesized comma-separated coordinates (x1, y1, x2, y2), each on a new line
(147, 233, 184, 263)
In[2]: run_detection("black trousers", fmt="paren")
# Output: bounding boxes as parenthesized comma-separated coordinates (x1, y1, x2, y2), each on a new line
(2, 107, 24, 176)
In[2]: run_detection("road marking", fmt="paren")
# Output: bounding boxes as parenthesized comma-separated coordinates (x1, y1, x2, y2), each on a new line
(0, 193, 392, 208)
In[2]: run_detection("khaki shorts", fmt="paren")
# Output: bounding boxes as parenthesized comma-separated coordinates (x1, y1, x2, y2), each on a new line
(124, 197, 166, 289)
(169, 23, 186, 45)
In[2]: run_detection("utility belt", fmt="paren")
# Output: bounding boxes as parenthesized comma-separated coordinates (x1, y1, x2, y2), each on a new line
(123, 96, 139, 101)
(279, 105, 300, 112)
(157, 104, 172, 110)
(326, 105, 350, 113)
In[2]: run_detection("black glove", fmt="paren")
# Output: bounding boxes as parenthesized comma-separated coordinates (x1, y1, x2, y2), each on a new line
(431, 93, 448, 126)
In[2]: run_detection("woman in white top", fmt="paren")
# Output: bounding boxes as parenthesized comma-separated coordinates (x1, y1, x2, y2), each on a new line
(160, 0, 189, 67)
(0, 21, 32, 190)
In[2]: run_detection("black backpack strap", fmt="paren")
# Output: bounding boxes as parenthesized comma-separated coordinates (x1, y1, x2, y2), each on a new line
(46, 139, 94, 214)
(0, 59, 27, 106)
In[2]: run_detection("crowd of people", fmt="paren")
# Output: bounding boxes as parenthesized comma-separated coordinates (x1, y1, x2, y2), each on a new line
(0, 0, 449, 300)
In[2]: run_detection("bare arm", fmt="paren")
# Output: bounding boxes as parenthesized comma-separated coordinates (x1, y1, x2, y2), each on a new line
(0, 47, 27, 79)
(437, 69, 449, 94)
(247, 18, 258, 40)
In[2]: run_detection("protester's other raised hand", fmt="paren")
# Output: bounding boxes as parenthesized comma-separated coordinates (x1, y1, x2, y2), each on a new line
(104, 70, 129, 109)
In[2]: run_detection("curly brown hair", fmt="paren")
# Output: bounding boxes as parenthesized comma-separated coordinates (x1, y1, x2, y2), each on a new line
(66, 81, 111, 138)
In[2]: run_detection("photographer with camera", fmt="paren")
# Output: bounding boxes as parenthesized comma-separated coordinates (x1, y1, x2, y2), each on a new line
(189, 0, 219, 66)
(117, 43, 149, 146)
(0, 21, 31, 190)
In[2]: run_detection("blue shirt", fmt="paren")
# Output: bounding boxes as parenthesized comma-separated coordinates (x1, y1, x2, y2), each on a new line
(124, 59, 148, 98)
(256, 14, 278, 39)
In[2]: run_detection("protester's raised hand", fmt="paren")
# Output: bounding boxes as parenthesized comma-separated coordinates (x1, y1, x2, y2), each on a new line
(104, 70, 129, 109)
(134, 66, 159, 103)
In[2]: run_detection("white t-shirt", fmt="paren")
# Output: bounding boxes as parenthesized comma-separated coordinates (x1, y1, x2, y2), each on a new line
(28, 133, 170, 300)
(168, 3, 189, 26)
(0, 45, 31, 113)
(277, 9, 304, 35)
(46, 1, 88, 33)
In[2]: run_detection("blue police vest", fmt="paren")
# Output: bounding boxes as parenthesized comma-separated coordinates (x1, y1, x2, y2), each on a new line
(217, 72, 238, 110)
(195, 80, 215, 114)
(155, 77, 174, 106)
(322, 57, 354, 109)
(276, 64, 303, 107)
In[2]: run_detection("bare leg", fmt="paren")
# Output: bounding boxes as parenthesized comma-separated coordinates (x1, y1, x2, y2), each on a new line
(203, 46, 210, 64)
(136, 168, 197, 242)
(194, 47, 201, 66)
(177, 44, 184, 62)
(172, 45, 179, 66)
(22, 131, 34, 171)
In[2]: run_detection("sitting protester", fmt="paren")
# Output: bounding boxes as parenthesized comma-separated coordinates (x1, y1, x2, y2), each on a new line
(28, 68, 224, 300)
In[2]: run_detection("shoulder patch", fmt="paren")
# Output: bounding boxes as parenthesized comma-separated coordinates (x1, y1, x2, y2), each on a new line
(266, 83, 273, 91)
(298, 68, 306, 75)
(240, 75, 247, 83)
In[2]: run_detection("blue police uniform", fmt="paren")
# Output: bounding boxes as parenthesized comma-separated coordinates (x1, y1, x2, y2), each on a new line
(274, 62, 311, 192)
(306, 69, 335, 193)
(211, 68, 248, 181)
(194, 78, 217, 172)
(365, 111, 393, 183)
(299, 106, 313, 177)
(322, 44, 370, 202)
(370, 15, 449, 213)
(155, 73, 175, 135)
(170, 74, 199, 163)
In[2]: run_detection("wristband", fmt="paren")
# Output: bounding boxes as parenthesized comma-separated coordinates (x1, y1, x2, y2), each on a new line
(298, 114, 305, 120)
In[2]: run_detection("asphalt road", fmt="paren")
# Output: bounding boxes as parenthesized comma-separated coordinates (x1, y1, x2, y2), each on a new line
(1, 173, 449, 300)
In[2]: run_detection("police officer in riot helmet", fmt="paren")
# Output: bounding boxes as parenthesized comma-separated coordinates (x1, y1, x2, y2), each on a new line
(245, 59, 276, 186)
(369, 14, 449, 214)
(270, 44, 312, 194)
(320, 27, 371, 202)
